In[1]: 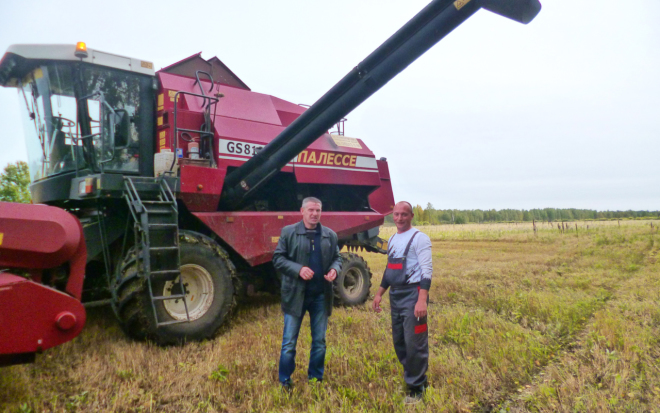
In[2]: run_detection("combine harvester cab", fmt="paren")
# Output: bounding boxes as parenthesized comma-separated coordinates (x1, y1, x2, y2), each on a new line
(0, 203, 86, 366)
(0, 0, 541, 345)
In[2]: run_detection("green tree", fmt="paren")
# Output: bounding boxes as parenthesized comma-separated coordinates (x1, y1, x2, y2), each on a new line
(412, 204, 425, 225)
(425, 203, 438, 225)
(0, 161, 31, 203)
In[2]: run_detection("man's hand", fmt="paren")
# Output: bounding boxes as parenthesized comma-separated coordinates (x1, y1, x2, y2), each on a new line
(414, 289, 429, 318)
(299, 266, 314, 280)
(324, 269, 337, 282)
(372, 287, 387, 312)
(372, 294, 383, 312)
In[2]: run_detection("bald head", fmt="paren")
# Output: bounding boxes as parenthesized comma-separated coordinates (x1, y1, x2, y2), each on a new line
(395, 201, 413, 214)
(392, 201, 414, 233)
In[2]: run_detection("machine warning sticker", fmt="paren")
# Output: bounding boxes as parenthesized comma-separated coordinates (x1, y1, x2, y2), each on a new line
(157, 94, 164, 111)
(454, 0, 471, 10)
(140, 61, 154, 69)
(331, 135, 362, 149)
(0, 233, 3, 246)
(168, 90, 177, 102)
(271, 236, 280, 243)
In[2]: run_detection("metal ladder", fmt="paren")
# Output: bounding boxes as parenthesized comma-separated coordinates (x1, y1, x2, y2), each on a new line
(123, 176, 190, 327)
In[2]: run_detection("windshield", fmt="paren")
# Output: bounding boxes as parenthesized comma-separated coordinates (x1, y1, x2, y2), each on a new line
(19, 63, 142, 181)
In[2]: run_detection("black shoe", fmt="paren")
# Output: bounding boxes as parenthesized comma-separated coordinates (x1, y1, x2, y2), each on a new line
(403, 393, 423, 405)
(407, 380, 427, 395)
(280, 381, 293, 393)
(405, 382, 426, 404)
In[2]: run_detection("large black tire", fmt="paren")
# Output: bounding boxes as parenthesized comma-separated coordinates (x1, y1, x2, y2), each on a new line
(111, 231, 238, 345)
(334, 252, 372, 307)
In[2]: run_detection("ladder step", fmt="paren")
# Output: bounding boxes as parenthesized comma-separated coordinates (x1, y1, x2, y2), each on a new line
(148, 223, 178, 228)
(149, 246, 179, 251)
(142, 200, 172, 204)
(152, 294, 187, 301)
(158, 319, 190, 327)
(148, 270, 181, 283)
(144, 209, 174, 215)
(151, 270, 180, 276)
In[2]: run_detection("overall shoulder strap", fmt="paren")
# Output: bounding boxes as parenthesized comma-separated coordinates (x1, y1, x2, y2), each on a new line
(403, 231, 419, 258)
(387, 233, 397, 255)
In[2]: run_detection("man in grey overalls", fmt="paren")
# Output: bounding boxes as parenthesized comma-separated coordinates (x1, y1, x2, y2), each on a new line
(373, 201, 433, 404)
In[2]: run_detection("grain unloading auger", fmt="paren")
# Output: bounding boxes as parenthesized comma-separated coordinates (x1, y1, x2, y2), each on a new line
(0, 0, 540, 345)
(221, 0, 542, 207)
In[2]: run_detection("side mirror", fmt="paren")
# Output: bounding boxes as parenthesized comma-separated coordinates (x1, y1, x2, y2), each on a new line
(101, 108, 116, 163)
(113, 109, 131, 149)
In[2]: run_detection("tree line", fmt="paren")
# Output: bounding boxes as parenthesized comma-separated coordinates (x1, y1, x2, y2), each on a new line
(385, 203, 660, 225)
(1, 161, 658, 223)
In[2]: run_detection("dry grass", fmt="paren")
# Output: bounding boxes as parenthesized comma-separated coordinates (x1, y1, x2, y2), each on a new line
(1, 220, 659, 412)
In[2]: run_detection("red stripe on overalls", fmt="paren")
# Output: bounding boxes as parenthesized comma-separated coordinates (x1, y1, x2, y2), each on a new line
(387, 263, 403, 270)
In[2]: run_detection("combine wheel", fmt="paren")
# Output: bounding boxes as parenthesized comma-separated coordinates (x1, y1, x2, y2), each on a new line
(334, 252, 372, 307)
(112, 231, 237, 345)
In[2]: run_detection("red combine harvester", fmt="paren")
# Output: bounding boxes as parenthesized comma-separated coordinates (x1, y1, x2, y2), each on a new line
(0, 0, 541, 345)
(0, 203, 86, 366)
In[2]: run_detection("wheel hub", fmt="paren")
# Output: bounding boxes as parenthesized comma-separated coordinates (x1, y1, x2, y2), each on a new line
(343, 267, 364, 299)
(163, 264, 214, 321)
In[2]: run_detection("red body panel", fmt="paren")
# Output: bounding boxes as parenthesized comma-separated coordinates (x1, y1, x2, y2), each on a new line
(0, 203, 82, 269)
(156, 71, 384, 198)
(0, 203, 87, 366)
(368, 160, 396, 215)
(154, 63, 395, 266)
(179, 164, 227, 212)
(0, 273, 86, 366)
(193, 211, 385, 266)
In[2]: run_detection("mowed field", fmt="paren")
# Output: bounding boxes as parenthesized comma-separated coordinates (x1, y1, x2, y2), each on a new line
(2, 220, 660, 412)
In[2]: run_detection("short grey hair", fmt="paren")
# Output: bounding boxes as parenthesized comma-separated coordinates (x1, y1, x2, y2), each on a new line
(302, 196, 322, 208)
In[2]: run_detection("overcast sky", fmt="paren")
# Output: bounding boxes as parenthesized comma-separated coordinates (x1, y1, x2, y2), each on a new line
(0, 0, 658, 211)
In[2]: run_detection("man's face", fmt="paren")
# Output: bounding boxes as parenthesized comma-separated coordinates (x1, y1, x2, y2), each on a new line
(392, 203, 413, 232)
(301, 202, 322, 228)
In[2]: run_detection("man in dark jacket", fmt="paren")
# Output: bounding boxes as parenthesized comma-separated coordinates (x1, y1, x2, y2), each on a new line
(273, 196, 342, 389)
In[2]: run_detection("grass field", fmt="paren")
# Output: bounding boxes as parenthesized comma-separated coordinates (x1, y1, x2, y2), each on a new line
(2, 220, 659, 412)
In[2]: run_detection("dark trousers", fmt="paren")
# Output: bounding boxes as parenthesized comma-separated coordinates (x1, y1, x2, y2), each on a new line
(279, 293, 328, 384)
(390, 285, 429, 392)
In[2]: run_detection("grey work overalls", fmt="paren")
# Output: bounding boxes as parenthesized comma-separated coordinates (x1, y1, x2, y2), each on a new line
(383, 231, 429, 392)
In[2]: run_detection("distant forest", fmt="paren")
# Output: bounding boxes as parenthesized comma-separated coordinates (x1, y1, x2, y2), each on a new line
(384, 204, 660, 225)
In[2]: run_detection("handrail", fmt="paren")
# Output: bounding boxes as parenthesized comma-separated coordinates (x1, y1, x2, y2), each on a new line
(170, 90, 220, 172)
